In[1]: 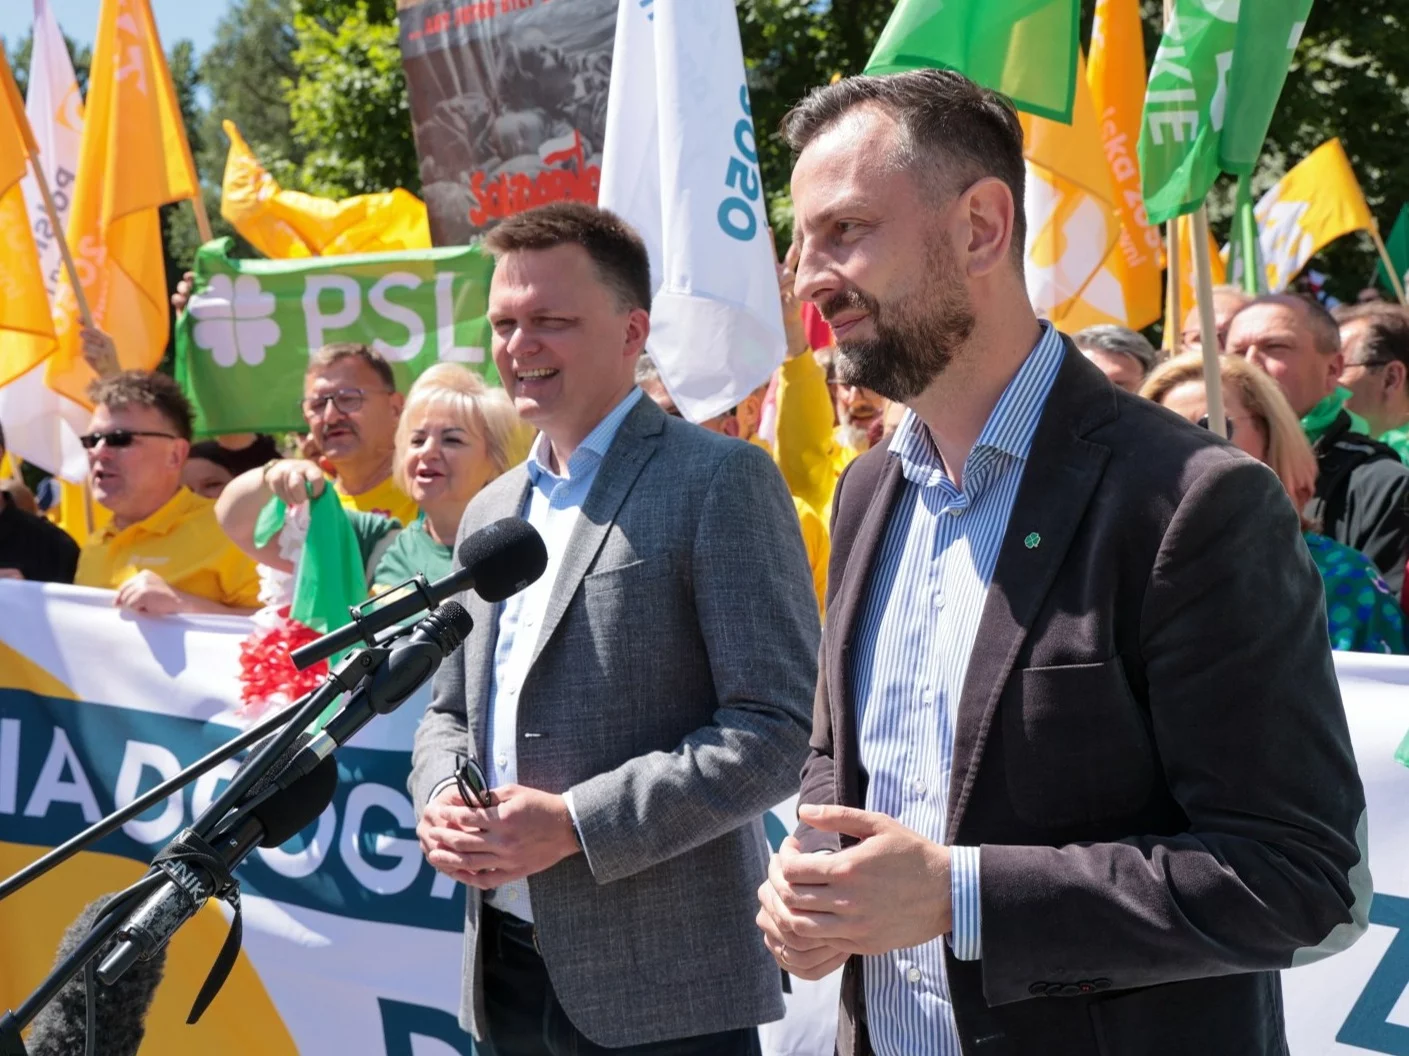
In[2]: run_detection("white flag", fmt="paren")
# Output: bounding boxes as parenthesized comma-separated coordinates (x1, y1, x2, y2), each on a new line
(0, 0, 89, 481)
(599, 0, 786, 424)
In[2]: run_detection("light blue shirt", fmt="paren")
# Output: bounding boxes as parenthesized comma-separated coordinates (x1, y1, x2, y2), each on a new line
(484, 386, 644, 922)
(849, 324, 1065, 1055)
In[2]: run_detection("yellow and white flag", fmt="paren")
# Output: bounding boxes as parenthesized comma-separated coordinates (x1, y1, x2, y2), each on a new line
(1022, 53, 1122, 329)
(221, 120, 430, 258)
(1082, 0, 1162, 331)
(46, 0, 201, 408)
(1249, 139, 1374, 292)
(0, 51, 56, 393)
(0, 0, 91, 484)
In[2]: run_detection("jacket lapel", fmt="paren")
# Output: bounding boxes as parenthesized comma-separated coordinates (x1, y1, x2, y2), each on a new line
(945, 346, 1116, 838)
(830, 454, 905, 811)
(525, 397, 665, 672)
(463, 471, 531, 761)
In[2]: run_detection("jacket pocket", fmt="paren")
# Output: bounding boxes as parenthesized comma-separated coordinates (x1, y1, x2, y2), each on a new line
(1002, 658, 1155, 829)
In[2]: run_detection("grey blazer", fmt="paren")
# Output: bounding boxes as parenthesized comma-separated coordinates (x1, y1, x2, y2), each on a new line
(409, 396, 820, 1047)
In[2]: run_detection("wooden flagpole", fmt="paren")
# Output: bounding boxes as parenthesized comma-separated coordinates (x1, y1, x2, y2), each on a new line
(1161, 0, 1182, 356)
(1191, 206, 1228, 438)
(1369, 225, 1408, 306)
(27, 157, 93, 328)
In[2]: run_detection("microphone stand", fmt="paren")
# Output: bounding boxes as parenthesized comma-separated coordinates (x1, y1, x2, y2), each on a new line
(0, 638, 400, 1054)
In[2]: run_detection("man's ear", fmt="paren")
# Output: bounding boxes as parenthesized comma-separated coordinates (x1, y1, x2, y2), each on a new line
(1385, 360, 1407, 395)
(957, 176, 1017, 278)
(390, 392, 406, 418)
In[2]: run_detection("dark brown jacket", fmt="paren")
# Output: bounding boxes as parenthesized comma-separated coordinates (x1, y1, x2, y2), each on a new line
(799, 343, 1370, 1056)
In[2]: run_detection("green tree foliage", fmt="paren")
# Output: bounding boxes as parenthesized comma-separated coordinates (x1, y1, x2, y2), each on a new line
(284, 0, 420, 197)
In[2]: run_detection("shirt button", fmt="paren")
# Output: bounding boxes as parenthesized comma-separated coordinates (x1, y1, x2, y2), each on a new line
(921, 690, 934, 707)
(496, 753, 509, 769)
(948, 507, 962, 517)
(912, 779, 927, 797)
(506, 889, 519, 901)
(907, 966, 923, 984)
(932, 593, 944, 611)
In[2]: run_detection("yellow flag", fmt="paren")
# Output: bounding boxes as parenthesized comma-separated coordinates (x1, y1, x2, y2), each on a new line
(1254, 139, 1374, 292)
(0, 52, 57, 390)
(1163, 213, 1227, 349)
(1021, 53, 1122, 329)
(46, 0, 200, 406)
(1083, 0, 1162, 331)
(221, 120, 430, 258)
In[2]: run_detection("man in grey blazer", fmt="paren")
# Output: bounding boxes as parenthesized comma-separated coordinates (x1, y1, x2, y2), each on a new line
(410, 201, 819, 1055)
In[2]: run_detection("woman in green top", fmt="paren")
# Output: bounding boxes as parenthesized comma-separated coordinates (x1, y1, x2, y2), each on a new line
(1143, 353, 1406, 656)
(216, 364, 532, 591)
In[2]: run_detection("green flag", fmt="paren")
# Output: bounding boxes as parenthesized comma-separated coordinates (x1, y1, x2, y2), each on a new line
(175, 238, 498, 436)
(864, 0, 1080, 123)
(1376, 204, 1409, 295)
(1139, 0, 1314, 225)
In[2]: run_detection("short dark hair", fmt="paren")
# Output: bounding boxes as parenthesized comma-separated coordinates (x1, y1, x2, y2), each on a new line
(781, 68, 1028, 261)
(482, 201, 652, 313)
(1241, 294, 1341, 356)
(306, 342, 397, 392)
(88, 370, 195, 441)
(1073, 324, 1158, 376)
(1333, 303, 1409, 369)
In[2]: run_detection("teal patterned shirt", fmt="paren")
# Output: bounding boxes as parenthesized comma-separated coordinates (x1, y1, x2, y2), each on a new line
(1305, 532, 1406, 654)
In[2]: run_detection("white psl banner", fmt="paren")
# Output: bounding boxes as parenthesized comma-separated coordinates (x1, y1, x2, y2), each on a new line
(2, 583, 1406, 1054)
(1, 0, 90, 481)
(598, 0, 786, 424)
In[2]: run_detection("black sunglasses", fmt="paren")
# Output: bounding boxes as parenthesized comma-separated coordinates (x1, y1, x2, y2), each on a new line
(1197, 415, 1234, 440)
(454, 754, 495, 809)
(80, 429, 179, 450)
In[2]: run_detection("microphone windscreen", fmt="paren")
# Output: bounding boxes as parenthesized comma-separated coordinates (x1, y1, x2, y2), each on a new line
(251, 754, 340, 847)
(26, 896, 166, 1056)
(456, 518, 547, 603)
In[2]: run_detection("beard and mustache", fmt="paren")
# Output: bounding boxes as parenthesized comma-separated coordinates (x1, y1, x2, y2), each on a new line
(819, 234, 976, 404)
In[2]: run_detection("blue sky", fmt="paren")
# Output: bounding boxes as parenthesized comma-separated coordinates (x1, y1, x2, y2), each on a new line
(0, 0, 236, 56)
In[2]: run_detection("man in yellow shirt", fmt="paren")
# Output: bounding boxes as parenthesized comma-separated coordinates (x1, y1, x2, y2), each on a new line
(300, 343, 418, 525)
(75, 372, 260, 614)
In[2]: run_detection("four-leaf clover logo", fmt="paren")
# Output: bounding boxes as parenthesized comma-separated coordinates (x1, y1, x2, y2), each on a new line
(189, 274, 280, 367)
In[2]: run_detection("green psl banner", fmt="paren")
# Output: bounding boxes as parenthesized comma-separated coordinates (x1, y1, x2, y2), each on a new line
(175, 239, 498, 436)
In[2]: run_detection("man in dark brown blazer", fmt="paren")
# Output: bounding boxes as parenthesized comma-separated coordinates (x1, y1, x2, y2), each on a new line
(755, 69, 1370, 1056)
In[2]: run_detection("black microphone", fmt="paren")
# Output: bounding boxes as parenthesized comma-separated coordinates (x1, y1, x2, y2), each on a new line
(270, 602, 475, 791)
(94, 755, 339, 988)
(23, 896, 167, 1056)
(290, 517, 546, 670)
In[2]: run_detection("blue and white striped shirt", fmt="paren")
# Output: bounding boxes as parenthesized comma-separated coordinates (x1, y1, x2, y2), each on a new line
(850, 324, 1065, 1055)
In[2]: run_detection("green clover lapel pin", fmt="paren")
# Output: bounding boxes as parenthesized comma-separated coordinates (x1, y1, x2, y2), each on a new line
(1024, 532, 1041, 550)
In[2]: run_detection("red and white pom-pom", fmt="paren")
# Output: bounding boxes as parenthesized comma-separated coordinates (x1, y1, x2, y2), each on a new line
(237, 605, 328, 719)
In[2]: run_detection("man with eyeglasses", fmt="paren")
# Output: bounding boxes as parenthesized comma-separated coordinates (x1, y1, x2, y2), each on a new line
(1335, 303, 1409, 463)
(291, 343, 417, 525)
(1227, 294, 1409, 601)
(74, 371, 260, 615)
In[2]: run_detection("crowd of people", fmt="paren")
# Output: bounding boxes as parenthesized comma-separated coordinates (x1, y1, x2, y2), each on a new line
(2, 273, 1406, 658)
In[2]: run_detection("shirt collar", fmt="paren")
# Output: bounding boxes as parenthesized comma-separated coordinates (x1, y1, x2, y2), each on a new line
(526, 387, 644, 485)
(103, 486, 204, 541)
(889, 321, 1066, 490)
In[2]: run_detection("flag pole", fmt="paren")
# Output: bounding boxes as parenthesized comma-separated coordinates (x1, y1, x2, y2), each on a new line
(190, 191, 214, 245)
(1166, 222, 1182, 353)
(27, 157, 94, 329)
(1161, 0, 1181, 355)
(1191, 205, 1228, 439)
(1369, 225, 1408, 306)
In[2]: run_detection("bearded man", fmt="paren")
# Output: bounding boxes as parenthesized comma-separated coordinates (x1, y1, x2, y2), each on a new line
(755, 68, 1369, 1056)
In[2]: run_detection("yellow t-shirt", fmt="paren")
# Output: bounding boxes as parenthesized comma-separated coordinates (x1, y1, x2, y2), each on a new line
(335, 475, 418, 527)
(75, 487, 261, 608)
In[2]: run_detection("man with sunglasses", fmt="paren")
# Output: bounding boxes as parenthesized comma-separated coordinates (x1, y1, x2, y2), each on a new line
(295, 343, 417, 525)
(1336, 303, 1409, 463)
(74, 371, 260, 615)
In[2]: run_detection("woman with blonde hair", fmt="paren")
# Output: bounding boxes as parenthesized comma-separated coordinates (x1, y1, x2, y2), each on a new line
(217, 364, 532, 591)
(1143, 353, 1404, 654)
